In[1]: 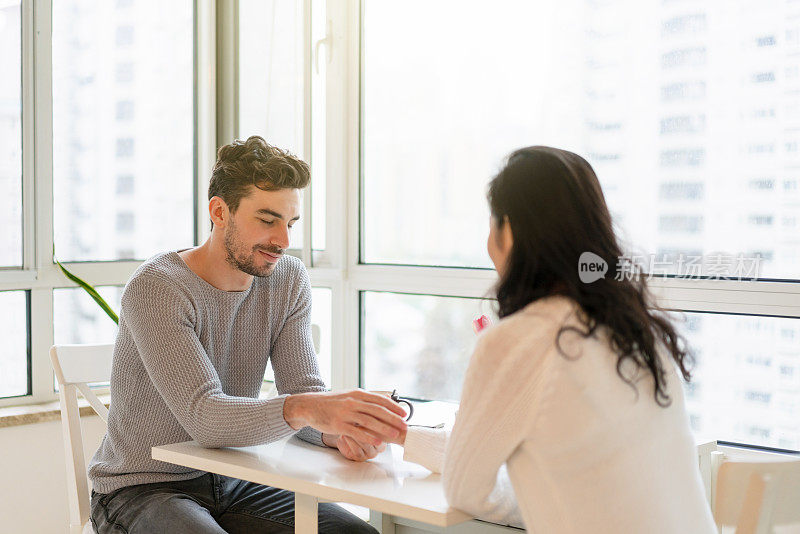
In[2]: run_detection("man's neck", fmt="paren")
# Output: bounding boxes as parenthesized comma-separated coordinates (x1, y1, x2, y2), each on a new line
(178, 238, 253, 292)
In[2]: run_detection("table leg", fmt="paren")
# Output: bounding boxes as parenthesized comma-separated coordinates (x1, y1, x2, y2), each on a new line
(295, 493, 318, 534)
(369, 510, 395, 534)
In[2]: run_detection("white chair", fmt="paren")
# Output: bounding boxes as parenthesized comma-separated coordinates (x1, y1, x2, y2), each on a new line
(50, 344, 114, 534)
(712, 451, 800, 534)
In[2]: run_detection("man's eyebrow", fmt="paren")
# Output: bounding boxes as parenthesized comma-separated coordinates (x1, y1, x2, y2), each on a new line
(256, 208, 300, 221)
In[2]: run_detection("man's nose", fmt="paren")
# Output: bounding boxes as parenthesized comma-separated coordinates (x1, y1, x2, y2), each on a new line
(272, 224, 290, 250)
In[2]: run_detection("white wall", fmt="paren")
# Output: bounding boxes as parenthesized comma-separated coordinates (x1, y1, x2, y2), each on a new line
(0, 415, 106, 534)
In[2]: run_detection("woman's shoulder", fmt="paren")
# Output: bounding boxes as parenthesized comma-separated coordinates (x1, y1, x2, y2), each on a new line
(474, 295, 581, 363)
(484, 295, 579, 337)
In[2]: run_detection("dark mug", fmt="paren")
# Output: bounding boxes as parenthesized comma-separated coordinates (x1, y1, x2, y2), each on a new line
(370, 389, 414, 421)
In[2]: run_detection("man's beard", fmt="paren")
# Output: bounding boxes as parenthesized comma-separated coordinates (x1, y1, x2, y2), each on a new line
(223, 220, 283, 277)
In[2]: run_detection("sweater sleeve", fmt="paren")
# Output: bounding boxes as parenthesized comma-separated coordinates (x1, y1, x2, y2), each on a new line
(269, 262, 327, 447)
(440, 323, 553, 527)
(403, 427, 448, 473)
(123, 273, 296, 448)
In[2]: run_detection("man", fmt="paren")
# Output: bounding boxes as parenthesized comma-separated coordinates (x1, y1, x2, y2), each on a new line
(88, 136, 407, 533)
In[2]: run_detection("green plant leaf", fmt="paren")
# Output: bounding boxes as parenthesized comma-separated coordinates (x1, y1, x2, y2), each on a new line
(53, 251, 119, 325)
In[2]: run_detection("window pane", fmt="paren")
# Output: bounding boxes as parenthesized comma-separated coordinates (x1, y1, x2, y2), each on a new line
(52, 0, 194, 262)
(264, 287, 332, 387)
(53, 286, 122, 390)
(362, 292, 494, 401)
(238, 0, 306, 248)
(362, 2, 800, 278)
(238, 0, 303, 156)
(0, 2, 22, 267)
(0, 290, 29, 398)
(310, 0, 326, 251)
(53, 286, 122, 345)
(678, 312, 800, 451)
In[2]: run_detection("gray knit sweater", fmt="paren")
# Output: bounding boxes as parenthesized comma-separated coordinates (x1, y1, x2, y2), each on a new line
(88, 251, 326, 494)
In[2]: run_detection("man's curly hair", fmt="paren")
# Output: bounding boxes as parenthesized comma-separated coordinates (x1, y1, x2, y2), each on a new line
(208, 136, 310, 214)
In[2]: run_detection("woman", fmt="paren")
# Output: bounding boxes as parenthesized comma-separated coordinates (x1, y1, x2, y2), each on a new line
(393, 147, 716, 533)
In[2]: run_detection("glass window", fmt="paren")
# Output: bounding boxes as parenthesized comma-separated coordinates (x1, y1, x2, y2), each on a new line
(0, 2, 22, 268)
(310, 0, 326, 252)
(0, 290, 29, 398)
(53, 286, 122, 346)
(238, 0, 303, 155)
(676, 312, 800, 451)
(238, 0, 308, 249)
(361, 1, 800, 278)
(361, 292, 495, 402)
(53, 286, 122, 390)
(52, 0, 194, 262)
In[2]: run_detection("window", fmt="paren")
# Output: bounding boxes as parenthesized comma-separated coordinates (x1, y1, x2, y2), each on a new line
(2, 0, 798, 460)
(53, 287, 122, 390)
(354, 0, 800, 455)
(54, 287, 122, 346)
(0, 1, 22, 268)
(238, 0, 303, 157)
(679, 312, 800, 451)
(362, 292, 493, 402)
(53, 0, 194, 263)
(0, 291, 29, 398)
(0, 0, 200, 406)
(362, 1, 800, 279)
(237, 0, 320, 251)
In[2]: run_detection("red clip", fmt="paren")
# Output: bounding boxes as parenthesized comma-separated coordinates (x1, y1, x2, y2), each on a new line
(472, 314, 492, 334)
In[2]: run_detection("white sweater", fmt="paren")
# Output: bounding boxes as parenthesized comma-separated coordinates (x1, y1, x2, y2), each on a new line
(403, 296, 717, 533)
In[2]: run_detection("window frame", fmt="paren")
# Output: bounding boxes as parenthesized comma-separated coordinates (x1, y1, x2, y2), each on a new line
(3, 0, 800, 453)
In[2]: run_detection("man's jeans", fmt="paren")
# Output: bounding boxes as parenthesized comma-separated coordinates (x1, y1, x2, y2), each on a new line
(90, 473, 378, 533)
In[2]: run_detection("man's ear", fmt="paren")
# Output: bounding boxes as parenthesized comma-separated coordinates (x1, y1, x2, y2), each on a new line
(209, 196, 229, 228)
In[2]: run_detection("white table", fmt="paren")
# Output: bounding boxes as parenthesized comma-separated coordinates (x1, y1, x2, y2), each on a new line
(152, 402, 471, 534)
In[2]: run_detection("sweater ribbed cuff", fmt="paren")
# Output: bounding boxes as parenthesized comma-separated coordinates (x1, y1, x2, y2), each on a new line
(403, 427, 448, 474)
(296, 426, 326, 446)
(268, 394, 298, 439)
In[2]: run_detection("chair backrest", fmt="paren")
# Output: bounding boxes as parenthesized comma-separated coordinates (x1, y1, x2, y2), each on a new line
(696, 440, 719, 506)
(713, 456, 800, 534)
(311, 323, 321, 355)
(50, 344, 114, 534)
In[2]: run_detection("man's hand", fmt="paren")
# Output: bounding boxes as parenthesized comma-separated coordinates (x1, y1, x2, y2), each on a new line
(385, 425, 407, 446)
(283, 389, 407, 447)
(325, 434, 385, 462)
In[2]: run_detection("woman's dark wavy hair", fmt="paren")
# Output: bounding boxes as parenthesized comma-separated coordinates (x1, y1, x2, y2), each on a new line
(487, 146, 692, 406)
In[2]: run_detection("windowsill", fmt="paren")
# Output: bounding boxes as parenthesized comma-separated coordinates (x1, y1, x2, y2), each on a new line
(0, 394, 111, 429)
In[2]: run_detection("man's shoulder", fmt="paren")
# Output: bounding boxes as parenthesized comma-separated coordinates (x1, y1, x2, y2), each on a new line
(123, 251, 198, 301)
(129, 251, 184, 284)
